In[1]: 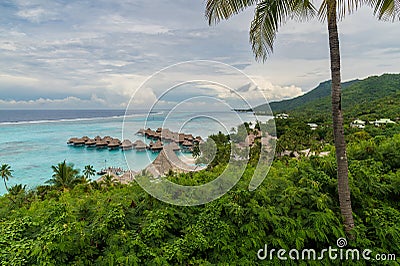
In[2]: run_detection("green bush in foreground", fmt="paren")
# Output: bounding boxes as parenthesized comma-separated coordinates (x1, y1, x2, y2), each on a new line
(0, 135, 399, 265)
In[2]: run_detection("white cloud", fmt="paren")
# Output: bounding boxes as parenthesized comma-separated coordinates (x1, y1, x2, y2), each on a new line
(16, 7, 58, 23)
(0, 73, 39, 85)
(0, 95, 109, 109)
(0, 0, 398, 109)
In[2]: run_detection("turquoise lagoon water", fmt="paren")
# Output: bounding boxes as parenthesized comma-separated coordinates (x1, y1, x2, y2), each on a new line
(0, 110, 268, 195)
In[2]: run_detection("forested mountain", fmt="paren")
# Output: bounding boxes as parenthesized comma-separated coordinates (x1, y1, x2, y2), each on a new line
(256, 73, 400, 121)
(256, 79, 359, 113)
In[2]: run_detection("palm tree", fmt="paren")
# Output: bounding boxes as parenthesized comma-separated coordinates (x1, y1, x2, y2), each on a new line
(8, 184, 26, 196)
(46, 160, 80, 190)
(205, 0, 397, 235)
(1, 164, 13, 192)
(83, 165, 96, 180)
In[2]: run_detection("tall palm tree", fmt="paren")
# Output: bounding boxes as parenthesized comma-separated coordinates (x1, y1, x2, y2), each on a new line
(83, 165, 96, 180)
(46, 160, 80, 190)
(205, 0, 398, 235)
(1, 164, 13, 192)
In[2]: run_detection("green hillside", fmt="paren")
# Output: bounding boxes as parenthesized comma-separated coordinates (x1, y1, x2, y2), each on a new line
(257, 73, 400, 122)
(255, 79, 359, 113)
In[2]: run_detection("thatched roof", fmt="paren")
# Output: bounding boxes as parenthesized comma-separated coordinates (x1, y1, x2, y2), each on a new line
(145, 145, 198, 177)
(96, 140, 108, 147)
(133, 140, 147, 150)
(73, 138, 85, 145)
(178, 133, 185, 143)
(85, 139, 96, 146)
(167, 142, 181, 151)
(67, 137, 78, 144)
(121, 139, 133, 150)
(108, 141, 120, 148)
(182, 140, 193, 146)
(136, 128, 146, 135)
(185, 134, 194, 141)
(150, 140, 163, 150)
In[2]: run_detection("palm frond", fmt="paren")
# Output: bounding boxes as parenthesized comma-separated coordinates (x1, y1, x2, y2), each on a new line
(369, 0, 400, 21)
(250, 0, 316, 61)
(206, 0, 259, 25)
(318, 0, 367, 21)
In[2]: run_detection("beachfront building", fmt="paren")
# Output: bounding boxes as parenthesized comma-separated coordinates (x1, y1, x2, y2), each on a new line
(373, 118, 396, 127)
(350, 119, 366, 129)
(275, 113, 289, 119)
(307, 123, 318, 130)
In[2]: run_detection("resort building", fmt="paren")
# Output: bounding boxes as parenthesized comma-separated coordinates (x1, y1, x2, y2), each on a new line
(275, 113, 289, 119)
(350, 119, 366, 129)
(373, 118, 396, 126)
(307, 123, 318, 130)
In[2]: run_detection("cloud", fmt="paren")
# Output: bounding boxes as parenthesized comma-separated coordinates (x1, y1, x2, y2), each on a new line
(0, 1, 398, 109)
(0, 95, 109, 109)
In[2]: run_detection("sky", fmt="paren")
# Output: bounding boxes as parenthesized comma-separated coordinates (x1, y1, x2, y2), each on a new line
(0, 0, 399, 109)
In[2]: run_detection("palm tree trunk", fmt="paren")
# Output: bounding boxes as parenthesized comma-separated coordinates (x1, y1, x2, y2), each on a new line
(327, 0, 355, 236)
(3, 178, 8, 192)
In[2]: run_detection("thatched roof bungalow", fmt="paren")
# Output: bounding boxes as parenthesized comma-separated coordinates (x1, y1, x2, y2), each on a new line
(121, 139, 133, 150)
(96, 140, 108, 148)
(85, 139, 96, 147)
(150, 140, 163, 151)
(133, 140, 147, 151)
(136, 128, 146, 135)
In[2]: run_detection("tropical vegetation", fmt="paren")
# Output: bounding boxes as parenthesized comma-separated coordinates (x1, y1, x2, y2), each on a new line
(0, 117, 399, 264)
(205, 0, 398, 235)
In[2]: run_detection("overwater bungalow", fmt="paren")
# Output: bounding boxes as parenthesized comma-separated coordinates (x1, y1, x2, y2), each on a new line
(85, 139, 96, 147)
(150, 140, 163, 151)
(178, 133, 185, 143)
(133, 140, 147, 151)
(185, 134, 194, 141)
(67, 137, 78, 145)
(103, 136, 113, 143)
(108, 140, 121, 150)
(136, 128, 146, 135)
(182, 140, 193, 150)
(121, 139, 133, 150)
(96, 140, 108, 149)
(73, 138, 86, 146)
(145, 129, 156, 139)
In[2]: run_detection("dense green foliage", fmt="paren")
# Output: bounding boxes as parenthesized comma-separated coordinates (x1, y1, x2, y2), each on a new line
(1, 123, 399, 264)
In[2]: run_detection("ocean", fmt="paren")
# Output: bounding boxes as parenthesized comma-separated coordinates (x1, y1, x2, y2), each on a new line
(0, 109, 269, 195)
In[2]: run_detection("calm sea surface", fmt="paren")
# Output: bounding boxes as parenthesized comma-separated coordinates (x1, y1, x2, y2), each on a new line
(0, 109, 269, 194)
